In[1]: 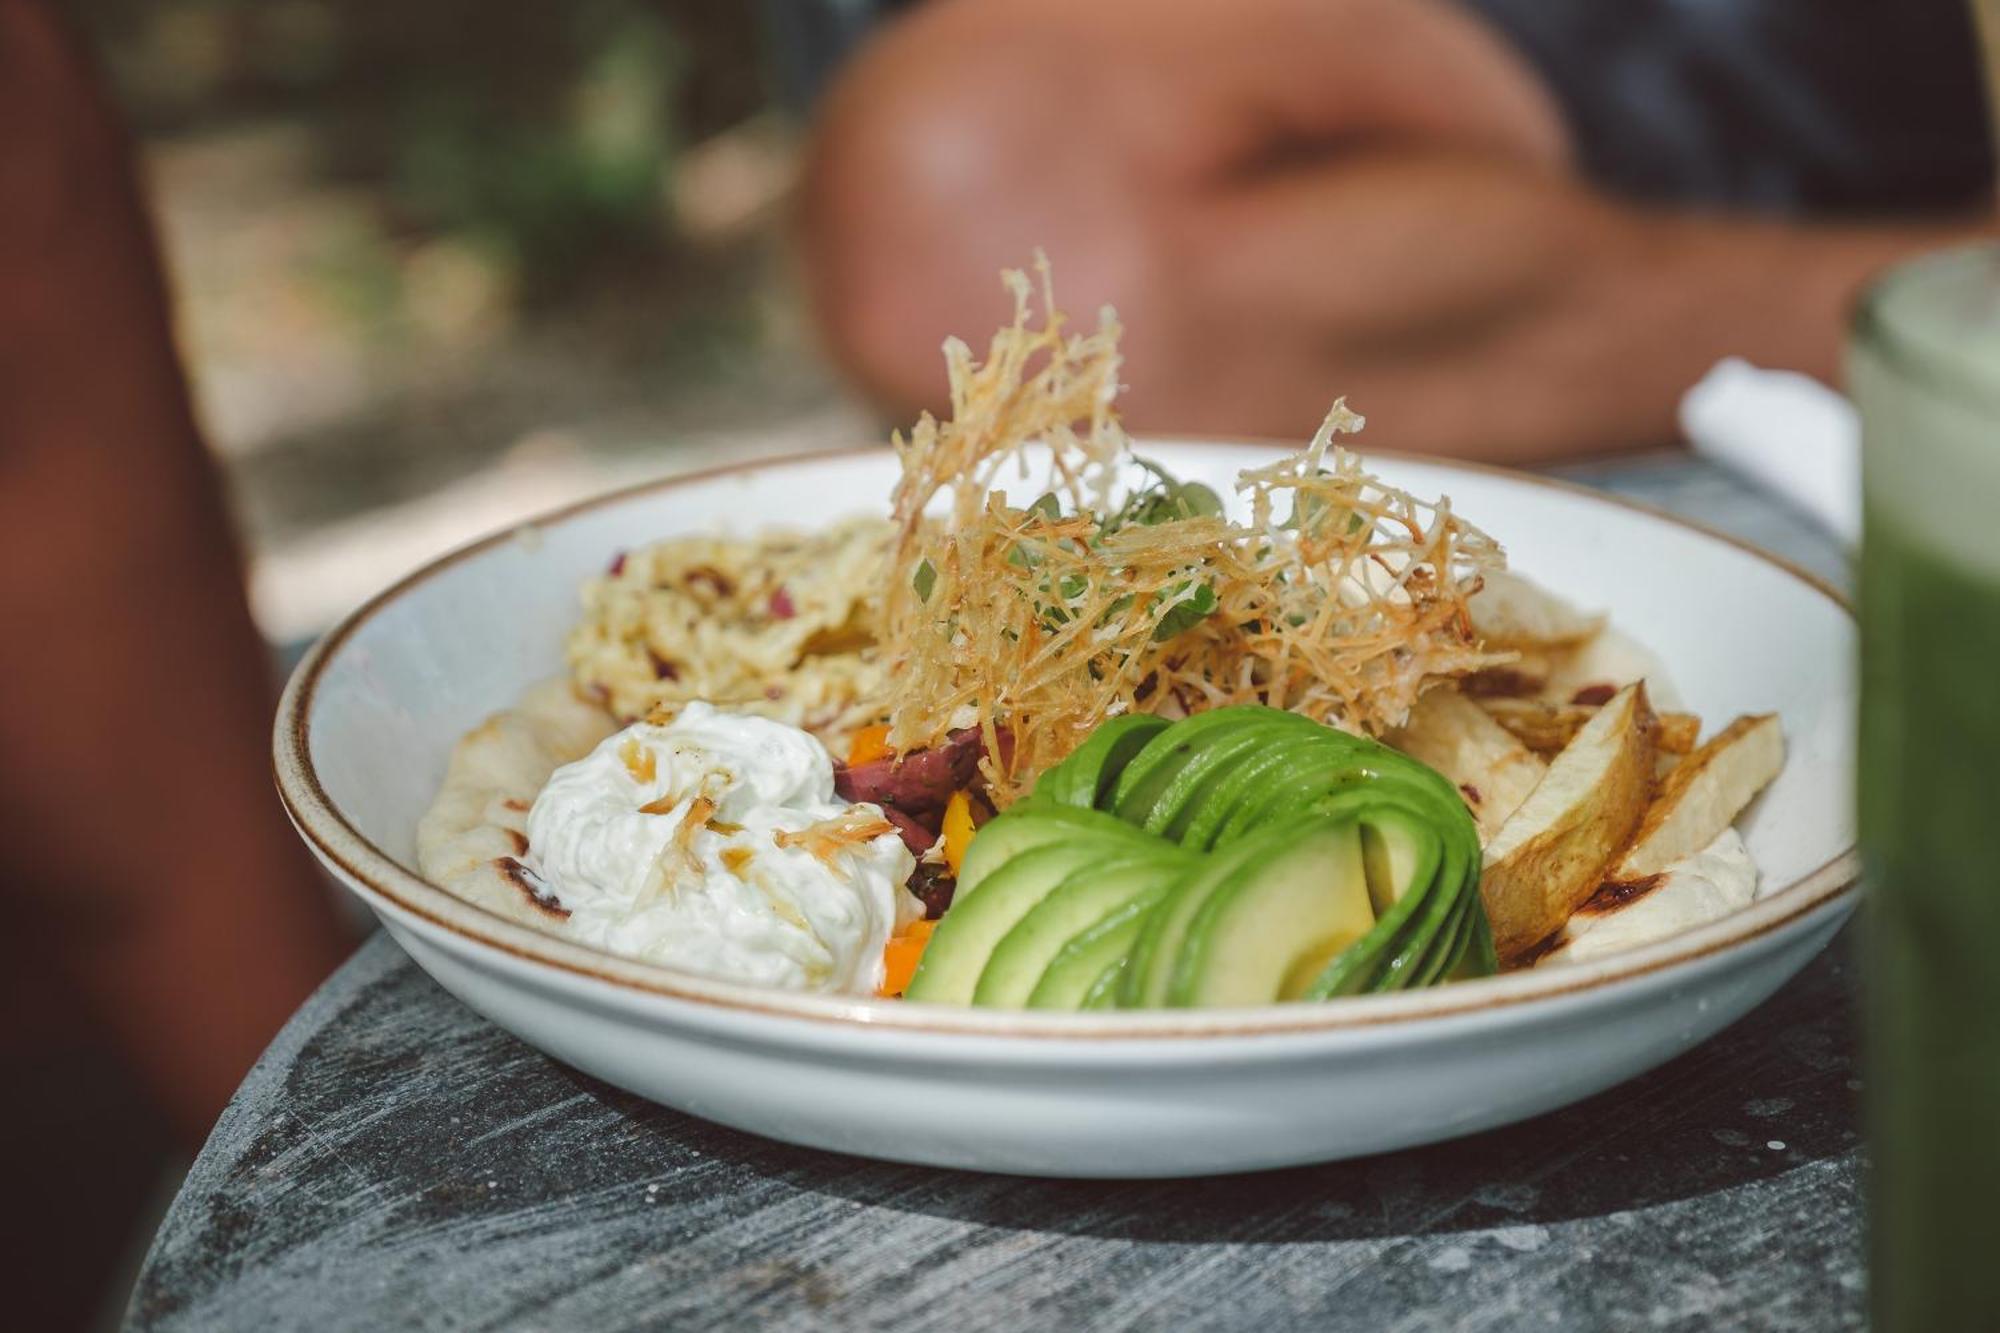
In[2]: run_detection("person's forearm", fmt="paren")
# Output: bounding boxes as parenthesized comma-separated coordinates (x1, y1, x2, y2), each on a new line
(1147, 149, 1991, 459)
(0, 0, 348, 1143)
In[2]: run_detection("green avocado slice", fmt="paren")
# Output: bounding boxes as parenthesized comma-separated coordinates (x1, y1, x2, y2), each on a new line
(1218, 750, 1454, 853)
(1032, 714, 1171, 810)
(906, 843, 1098, 1005)
(1130, 717, 1307, 839)
(1123, 819, 1322, 1007)
(1028, 898, 1157, 1009)
(1192, 732, 1487, 998)
(1106, 706, 1312, 826)
(1081, 958, 1128, 1009)
(1445, 903, 1499, 980)
(943, 704, 1496, 1010)
(1299, 762, 1481, 995)
(974, 854, 1187, 1008)
(1169, 816, 1375, 1007)
(1173, 732, 1350, 851)
(1299, 805, 1456, 997)
(955, 805, 1159, 899)
(1416, 885, 1481, 986)
(1205, 735, 1377, 848)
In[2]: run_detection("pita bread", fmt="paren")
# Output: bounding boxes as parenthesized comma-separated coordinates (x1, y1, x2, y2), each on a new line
(415, 678, 617, 933)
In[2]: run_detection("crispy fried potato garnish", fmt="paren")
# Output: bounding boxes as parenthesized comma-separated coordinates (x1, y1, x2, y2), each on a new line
(1388, 689, 1547, 842)
(1480, 682, 1659, 963)
(874, 259, 1508, 802)
(1610, 713, 1783, 882)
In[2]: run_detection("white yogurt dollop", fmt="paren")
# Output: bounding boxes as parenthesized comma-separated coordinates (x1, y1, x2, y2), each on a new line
(525, 702, 918, 992)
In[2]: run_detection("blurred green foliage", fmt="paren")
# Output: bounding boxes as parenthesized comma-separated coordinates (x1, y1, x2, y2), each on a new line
(76, 0, 769, 297)
(378, 4, 681, 290)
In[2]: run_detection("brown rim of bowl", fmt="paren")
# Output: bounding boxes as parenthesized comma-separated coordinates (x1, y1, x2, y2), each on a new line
(274, 440, 1860, 1039)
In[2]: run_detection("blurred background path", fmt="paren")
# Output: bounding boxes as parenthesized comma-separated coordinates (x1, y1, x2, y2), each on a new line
(83, 0, 874, 652)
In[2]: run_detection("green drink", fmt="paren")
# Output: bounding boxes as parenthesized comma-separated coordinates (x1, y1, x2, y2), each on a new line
(1853, 244, 2000, 1331)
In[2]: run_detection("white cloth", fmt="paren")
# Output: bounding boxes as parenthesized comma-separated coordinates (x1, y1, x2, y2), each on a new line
(1677, 358, 1861, 546)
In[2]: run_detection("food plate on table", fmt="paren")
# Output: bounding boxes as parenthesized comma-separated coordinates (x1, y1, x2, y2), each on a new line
(275, 264, 1857, 1177)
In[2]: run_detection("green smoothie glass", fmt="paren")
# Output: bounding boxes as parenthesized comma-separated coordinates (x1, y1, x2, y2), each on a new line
(1852, 243, 2000, 1331)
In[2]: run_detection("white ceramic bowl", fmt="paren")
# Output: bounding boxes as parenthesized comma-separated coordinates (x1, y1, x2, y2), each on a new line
(275, 443, 1858, 1177)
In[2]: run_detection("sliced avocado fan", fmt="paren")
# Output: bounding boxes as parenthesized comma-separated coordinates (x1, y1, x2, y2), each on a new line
(911, 705, 1494, 1009)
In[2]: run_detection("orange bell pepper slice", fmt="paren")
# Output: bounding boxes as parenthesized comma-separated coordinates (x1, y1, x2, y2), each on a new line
(879, 919, 938, 998)
(940, 790, 975, 877)
(847, 723, 893, 767)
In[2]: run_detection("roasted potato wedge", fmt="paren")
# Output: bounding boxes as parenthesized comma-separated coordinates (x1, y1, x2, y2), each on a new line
(1480, 682, 1659, 963)
(1610, 713, 1783, 882)
(1656, 712, 1701, 755)
(1480, 698, 1699, 757)
(1477, 698, 1597, 753)
(1469, 571, 1605, 651)
(1389, 689, 1547, 842)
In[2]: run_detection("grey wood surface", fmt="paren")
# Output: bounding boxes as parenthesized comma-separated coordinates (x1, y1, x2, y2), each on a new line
(128, 455, 1861, 1332)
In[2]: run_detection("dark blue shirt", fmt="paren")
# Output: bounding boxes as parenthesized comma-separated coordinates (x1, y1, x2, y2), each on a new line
(764, 0, 1995, 212)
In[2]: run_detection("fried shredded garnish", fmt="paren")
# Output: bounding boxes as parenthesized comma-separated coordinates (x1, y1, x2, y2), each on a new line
(639, 795, 719, 901)
(620, 737, 657, 784)
(773, 810, 899, 865)
(875, 255, 1509, 803)
(677, 796, 718, 850)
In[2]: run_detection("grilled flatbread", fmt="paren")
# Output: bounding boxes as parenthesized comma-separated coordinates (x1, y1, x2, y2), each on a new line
(414, 678, 617, 931)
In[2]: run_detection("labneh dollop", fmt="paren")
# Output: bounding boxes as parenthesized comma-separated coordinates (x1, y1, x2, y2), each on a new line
(525, 703, 918, 992)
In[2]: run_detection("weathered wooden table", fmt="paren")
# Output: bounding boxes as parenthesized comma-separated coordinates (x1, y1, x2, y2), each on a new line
(127, 455, 1863, 1332)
